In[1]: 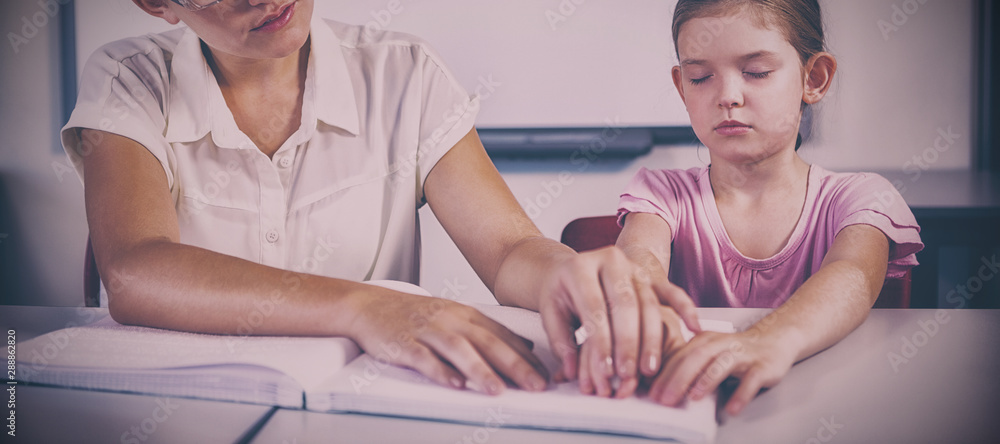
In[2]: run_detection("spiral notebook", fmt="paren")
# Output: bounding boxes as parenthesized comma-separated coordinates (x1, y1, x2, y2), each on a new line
(17, 282, 731, 443)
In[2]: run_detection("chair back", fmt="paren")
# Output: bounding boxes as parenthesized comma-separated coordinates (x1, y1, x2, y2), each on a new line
(560, 215, 911, 308)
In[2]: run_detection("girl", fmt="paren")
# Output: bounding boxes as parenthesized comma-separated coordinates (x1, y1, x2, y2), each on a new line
(63, 0, 700, 397)
(614, 0, 923, 414)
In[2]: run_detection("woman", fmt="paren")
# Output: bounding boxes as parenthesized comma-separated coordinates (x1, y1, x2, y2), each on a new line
(62, 0, 701, 397)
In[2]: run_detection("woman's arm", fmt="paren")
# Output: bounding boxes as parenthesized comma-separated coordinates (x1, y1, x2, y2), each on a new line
(647, 224, 890, 415)
(423, 129, 700, 398)
(82, 129, 548, 394)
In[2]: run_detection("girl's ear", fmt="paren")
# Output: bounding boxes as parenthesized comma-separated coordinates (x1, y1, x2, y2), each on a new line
(802, 52, 837, 105)
(132, 0, 182, 25)
(671, 65, 688, 107)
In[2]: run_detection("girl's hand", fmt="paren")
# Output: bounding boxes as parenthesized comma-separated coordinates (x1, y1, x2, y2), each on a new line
(348, 290, 550, 395)
(538, 246, 701, 398)
(656, 303, 691, 359)
(648, 327, 799, 416)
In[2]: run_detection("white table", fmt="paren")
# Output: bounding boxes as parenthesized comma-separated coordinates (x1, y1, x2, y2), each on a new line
(2, 306, 998, 443)
(3, 306, 274, 444)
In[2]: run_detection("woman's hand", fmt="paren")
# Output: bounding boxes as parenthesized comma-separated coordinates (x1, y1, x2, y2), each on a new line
(538, 246, 701, 399)
(347, 289, 550, 395)
(647, 325, 799, 416)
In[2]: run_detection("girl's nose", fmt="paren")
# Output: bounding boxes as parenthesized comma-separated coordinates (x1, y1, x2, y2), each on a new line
(717, 77, 744, 109)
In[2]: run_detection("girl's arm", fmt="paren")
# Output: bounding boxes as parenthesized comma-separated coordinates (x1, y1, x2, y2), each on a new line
(647, 224, 890, 415)
(82, 129, 548, 395)
(423, 129, 701, 398)
(613, 213, 701, 396)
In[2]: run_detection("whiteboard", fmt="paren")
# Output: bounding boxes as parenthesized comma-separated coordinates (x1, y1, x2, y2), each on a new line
(73, 0, 977, 166)
(74, 0, 687, 128)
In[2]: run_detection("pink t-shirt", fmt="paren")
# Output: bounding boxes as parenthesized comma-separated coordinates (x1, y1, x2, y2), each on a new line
(617, 165, 923, 308)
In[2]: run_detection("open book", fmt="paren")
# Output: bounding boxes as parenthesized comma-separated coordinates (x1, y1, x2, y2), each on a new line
(17, 281, 732, 443)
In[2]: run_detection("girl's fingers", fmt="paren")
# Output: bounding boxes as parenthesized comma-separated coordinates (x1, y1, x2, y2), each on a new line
(652, 279, 702, 334)
(578, 339, 594, 395)
(725, 367, 765, 416)
(614, 375, 639, 399)
(688, 352, 739, 401)
(540, 296, 580, 381)
(656, 334, 730, 406)
(584, 340, 613, 397)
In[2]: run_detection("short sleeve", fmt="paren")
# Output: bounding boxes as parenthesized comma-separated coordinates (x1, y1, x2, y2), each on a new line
(60, 39, 174, 188)
(617, 167, 683, 241)
(833, 173, 924, 278)
(411, 41, 480, 204)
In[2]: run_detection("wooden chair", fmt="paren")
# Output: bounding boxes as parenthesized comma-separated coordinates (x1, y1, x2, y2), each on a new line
(560, 216, 911, 308)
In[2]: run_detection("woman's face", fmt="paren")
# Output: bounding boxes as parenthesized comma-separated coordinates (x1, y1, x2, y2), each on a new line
(672, 10, 807, 166)
(169, 0, 314, 60)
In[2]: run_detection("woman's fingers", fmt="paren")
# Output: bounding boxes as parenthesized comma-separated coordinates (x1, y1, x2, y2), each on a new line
(600, 253, 642, 385)
(391, 338, 467, 391)
(637, 278, 664, 377)
(357, 292, 550, 395)
(419, 328, 509, 394)
(652, 279, 702, 334)
(563, 260, 616, 392)
(467, 316, 550, 391)
(539, 246, 691, 398)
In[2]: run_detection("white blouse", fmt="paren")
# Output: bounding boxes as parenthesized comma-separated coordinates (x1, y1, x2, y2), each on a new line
(61, 16, 479, 287)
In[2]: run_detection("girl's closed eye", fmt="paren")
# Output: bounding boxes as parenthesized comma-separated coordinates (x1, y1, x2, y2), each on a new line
(689, 74, 713, 85)
(743, 71, 772, 80)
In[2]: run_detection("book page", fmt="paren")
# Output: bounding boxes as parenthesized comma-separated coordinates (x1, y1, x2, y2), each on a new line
(18, 315, 361, 396)
(15, 280, 426, 403)
(310, 304, 732, 443)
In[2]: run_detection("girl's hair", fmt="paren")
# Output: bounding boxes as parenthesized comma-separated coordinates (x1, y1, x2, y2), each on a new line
(672, 0, 826, 150)
(672, 0, 825, 65)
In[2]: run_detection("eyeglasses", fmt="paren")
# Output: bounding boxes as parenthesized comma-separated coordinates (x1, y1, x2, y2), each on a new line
(171, 0, 224, 11)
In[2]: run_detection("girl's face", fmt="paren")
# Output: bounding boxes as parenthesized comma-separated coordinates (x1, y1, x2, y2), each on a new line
(168, 0, 314, 60)
(672, 10, 808, 166)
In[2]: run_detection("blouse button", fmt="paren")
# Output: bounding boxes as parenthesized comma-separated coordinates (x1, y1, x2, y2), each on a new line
(265, 230, 279, 243)
(278, 157, 293, 168)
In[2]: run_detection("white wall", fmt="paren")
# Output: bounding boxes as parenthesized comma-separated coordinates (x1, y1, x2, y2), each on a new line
(0, 0, 978, 305)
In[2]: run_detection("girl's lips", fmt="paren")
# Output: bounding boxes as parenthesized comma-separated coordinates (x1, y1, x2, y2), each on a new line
(715, 125, 752, 136)
(715, 121, 752, 136)
(252, 3, 295, 32)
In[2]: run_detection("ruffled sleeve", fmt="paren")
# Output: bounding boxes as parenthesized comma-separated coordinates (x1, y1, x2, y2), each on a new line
(617, 167, 686, 242)
(832, 173, 924, 278)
